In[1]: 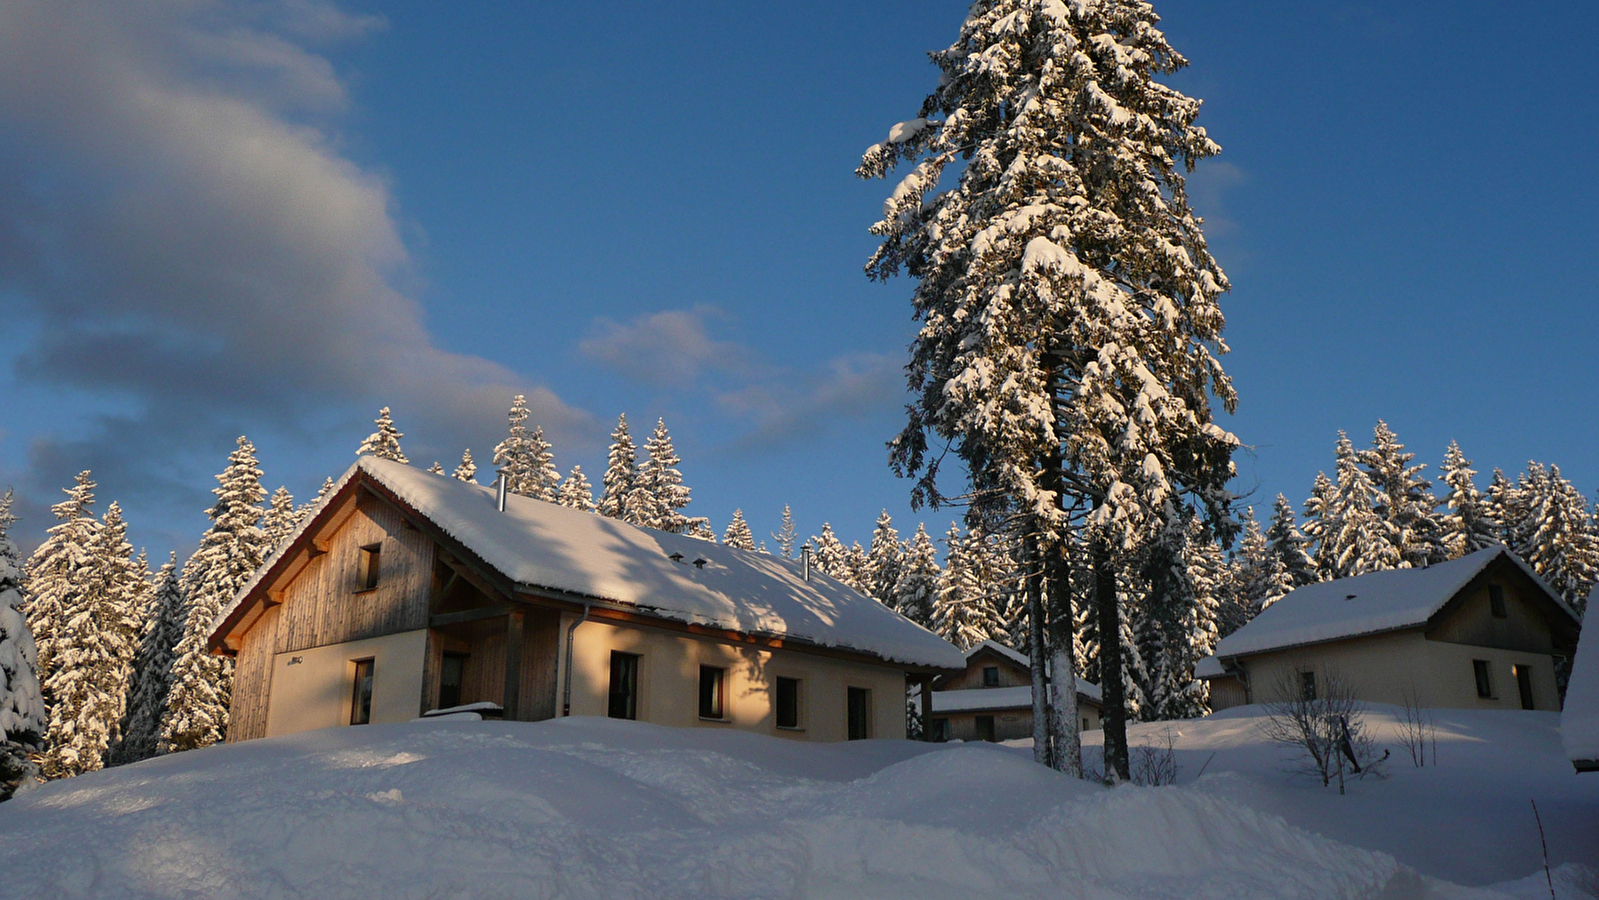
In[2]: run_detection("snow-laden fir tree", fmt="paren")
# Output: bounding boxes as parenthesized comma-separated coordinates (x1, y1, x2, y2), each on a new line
(1488, 468, 1521, 545)
(1438, 441, 1500, 559)
(932, 524, 1005, 648)
(356, 407, 408, 464)
(892, 524, 940, 629)
(807, 524, 848, 579)
(261, 487, 298, 552)
(722, 510, 756, 550)
(1136, 515, 1224, 720)
(1325, 432, 1397, 578)
(772, 505, 797, 559)
(0, 490, 45, 799)
(1265, 493, 1318, 589)
(313, 477, 336, 506)
(1358, 421, 1445, 568)
(23, 471, 98, 687)
(1506, 462, 1598, 613)
(1301, 471, 1337, 581)
(427, 462, 444, 475)
(557, 466, 596, 513)
(453, 449, 478, 484)
(494, 395, 560, 502)
(864, 510, 903, 605)
(859, 0, 1239, 777)
(843, 542, 871, 593)
(40, 502, 144, 778)
(625, 419, 702, 533)
(161, 437, 268, 753)
(598, 414, 638, 520)
(1220, 509, 1285, 636)
(115, 553, 183, 765)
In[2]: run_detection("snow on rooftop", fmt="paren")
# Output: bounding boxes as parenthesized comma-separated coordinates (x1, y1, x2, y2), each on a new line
(932, 681, 1101, 714)
(965, 639, 1030, 669)
(1565, 592, 1599, 767)
(222, 458, 964, 671)
(1211, 546, 1572, 659)
(1193, 655, 1225, 679)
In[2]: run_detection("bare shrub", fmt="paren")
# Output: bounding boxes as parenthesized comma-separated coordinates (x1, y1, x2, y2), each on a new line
(1258, 667, 1388, 794)
(1398, 685, 1437, 768)
(1130, 727, 1180, 786)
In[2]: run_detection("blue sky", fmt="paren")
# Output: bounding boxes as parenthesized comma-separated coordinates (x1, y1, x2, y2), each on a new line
(1, 0, 1596, 560)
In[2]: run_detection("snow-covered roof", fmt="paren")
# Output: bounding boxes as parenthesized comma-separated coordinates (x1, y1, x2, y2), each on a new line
(965, 639, 1030, 670)
(218, 457, 964, 671)
(1565, 587, 1598, 769)
(1193, 655, 1225, 679)
(1211, 546, 1577, 660)
(931, 680, 1101, 714)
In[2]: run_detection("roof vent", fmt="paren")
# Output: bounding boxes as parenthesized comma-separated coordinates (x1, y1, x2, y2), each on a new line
(693, 557, 708, 570)
(495, 469, 509, 512)
(1345, 594, 1357, 601)
(668, 552, 685, 564)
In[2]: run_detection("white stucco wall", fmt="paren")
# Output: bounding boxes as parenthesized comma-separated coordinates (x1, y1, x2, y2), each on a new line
(264, 629, 428, 737)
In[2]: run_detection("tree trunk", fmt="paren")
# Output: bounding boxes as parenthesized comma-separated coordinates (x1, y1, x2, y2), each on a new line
(1025, 532, 1051, 767)
(1045, 541, 1082, 777)
(1094, 535, 1130, 781)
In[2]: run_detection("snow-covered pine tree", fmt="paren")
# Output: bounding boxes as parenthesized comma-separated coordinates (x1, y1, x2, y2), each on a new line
(722, 510, 756, 550)
(1438, 442, 1500, 559)
(1220, 509, 1286, 636)
(598, 414, 638, 520)
(772, 505, 797, 559)
(23, 471, 99, 688)
(261, 487, 298, 552)
(1136, 515, 1224, 720)
(843, 542, 872, 593)
(356, 407, 408, 464)
(1508, 462, 1598, 613)
(807, 524, 848, 579)
(1488, 468, 1521, 547)
(427, 462, 444, 475)
(1326, 432, 1398, 578)
(0, 490, 45, 799)
(160, 436, 268, 754)
(1265, 493, 1318, 589)
(40, 502, 143, 778)
(115, 553, 183, 765)
(864, 510, 903, 605)
(556, 466, 596, 513)
(932, 524, 1004, 648)
(1359, 421, 1445, 568)
(1302, 471, 1337, 581)
(453, 449, 478, 484)
(860, 0, 1239, 778)
(625, 419, 699, 533)
(493, 395, 560, 502)
(892, 524, 940, 629)
(314, 477, 335, 505)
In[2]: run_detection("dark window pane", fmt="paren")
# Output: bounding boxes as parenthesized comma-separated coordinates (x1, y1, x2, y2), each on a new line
(1300, 671, 1317, 701)
(357, 543, 381, 591)
(699, 665, 725, 719)
(975, 715, 996, 742)
(351, 659, 375, 725)
(930, 717, 948, 741)
(608, 652, 638, 720)
(1515, 665, 1535, 709)
(439, 652, 466, 710)
(775, 677, 800, 729)
(847, 687, 870, 740)
(982, 666, 1000, 687)
(1473, 660, 1493, 698)
(1489, 584, 1507, 618)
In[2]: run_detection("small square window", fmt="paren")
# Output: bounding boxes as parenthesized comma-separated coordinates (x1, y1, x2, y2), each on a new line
(1299, 670, 1317, 701)
(439, 652, 467, 710)
(356, 543, 381, 591)
(699, 665, 726, 719)
(1473, 659, 1493, 699)
(981, 666, 1000, 687)
(775, 676, 802, 729)
(847, 687, 871, 740)
(350, 658, 375, 725)
(608, 651, 639, 720)
(1489, 584, 1507, 618)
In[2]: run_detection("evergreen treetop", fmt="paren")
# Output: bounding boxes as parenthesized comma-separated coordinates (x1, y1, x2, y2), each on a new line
(453, 449, 478, 484)
(493, 395, 560, 502)
(356, 407, 408, 464)
(598, 414, 638, 520)
(722, 510, 756, 551)
(556, 466, 596, 513)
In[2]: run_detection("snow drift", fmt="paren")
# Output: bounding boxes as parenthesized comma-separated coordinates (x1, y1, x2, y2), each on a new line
(0, 717, 1466, 900)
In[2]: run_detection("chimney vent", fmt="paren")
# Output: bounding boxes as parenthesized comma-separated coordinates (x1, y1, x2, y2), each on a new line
(668, 552, 685, 563)
(800, 542, 814, 582)
(495, 470, 509, 512)
(693, 557, 708, 570)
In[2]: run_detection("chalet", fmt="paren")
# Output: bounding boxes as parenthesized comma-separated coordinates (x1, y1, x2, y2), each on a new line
(209, 457, 965, 743)
(926, 640, 1102, 742)
(1197, 546, 1580, 713)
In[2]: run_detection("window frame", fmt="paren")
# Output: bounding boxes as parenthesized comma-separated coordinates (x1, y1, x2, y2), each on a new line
(846, 686, 872, 740)
(1299, 670, 1317, 702)
(356, 542, 382, 592)
(1488, 583, 1507, 619)
(698, 664, 727, 721)
(1513, 663, 1535, 710)
(1473, 659, 1494, 699)
(608, 651, 640, 720)
(774, 676, 803, 730)
(981, 665, 1000, 687)
(350, 658, 375, 725)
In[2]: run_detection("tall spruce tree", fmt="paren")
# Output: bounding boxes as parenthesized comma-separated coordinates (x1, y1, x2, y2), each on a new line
(261, 487, 298, 552)
(598, 414, 638, 520)
(722, 510, 756, 550)
(556, 466, 596, 513)
(40, 502, 143, 778)
(1326, 432, 1396, 578)
(0, 490, 45, 799)
(864, 510, 904, 605)
(1220, 509, 1286, 636)
(23, 471, 99, 682)
(494, 395, 560, 502)
(116, 553, 183, 765)
(808, 524, 848, 579)
(356, 407, 408, 464)
(1358, 421, 1445, 568)
(772, 505, 797, 559)
(1265, 493, 1318, 589)
(1507, 463, 1598, 613)
(933, 524, 1005, 648)
(625, 419, 701, 533)
(843, 542, 872, 593)
(1137, 516, 1223, 720)
(453, 449, 478, 484)
(893, 525, 940, 629)
(1302, 472, 1337, 581)
(1438, 441, 1500, 559)
(160, 437, 268, 753)
(860, 0, 1239, 777)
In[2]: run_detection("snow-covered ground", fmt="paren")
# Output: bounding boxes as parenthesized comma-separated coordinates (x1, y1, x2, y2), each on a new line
(0, 713, 1591, 899)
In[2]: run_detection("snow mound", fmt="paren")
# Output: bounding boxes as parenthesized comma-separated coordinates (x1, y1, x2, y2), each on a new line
(0, 718, 1478, 900)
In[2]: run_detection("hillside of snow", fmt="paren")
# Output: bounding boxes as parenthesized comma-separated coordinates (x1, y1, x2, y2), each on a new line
(0, 716, 1546, 900)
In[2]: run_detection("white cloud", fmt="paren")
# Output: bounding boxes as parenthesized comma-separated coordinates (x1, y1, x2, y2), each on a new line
(579, 305, 749, 385)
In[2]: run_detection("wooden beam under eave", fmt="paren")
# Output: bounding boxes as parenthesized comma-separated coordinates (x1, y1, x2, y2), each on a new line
(429, 606, 511, 627)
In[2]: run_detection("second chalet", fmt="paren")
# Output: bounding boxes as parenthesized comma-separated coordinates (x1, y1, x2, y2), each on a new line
(210, 457, 965, 743)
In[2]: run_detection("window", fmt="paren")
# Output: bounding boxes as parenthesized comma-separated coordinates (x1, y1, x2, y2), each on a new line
(981, 666, 1000, 687)
(1299, 670, 1317, 701)
(775, 676, 802, 729)
(929, 717, 949, 741)
(356, 543, 381, 591)
(1473, 659, 1493, 699)
(975, 714, 996, 742)
(350, 658, 375, 725)
(439, 652, 467, 710)
(847, 687, 871, 740)
(699, 665, 726, 719)
(608, 651, 639, 720)
(1489, 584, 1507, 618)
(1082, 717, 1091, 732)
(1514, 664, 1535, 710)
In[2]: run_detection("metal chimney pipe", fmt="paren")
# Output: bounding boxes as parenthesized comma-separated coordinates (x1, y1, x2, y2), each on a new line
(800, 542, 813, 582)
(495, 470, 508, 512)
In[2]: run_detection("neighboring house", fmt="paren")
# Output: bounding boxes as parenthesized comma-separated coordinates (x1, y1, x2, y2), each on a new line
(1565, 584, 1597, 773)
(926, 640, 1102, 742)
(1197, 546, 1580, 713)
(210, 457, 964, 743)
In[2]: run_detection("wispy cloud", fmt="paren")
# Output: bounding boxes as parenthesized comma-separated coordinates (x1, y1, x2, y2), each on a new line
(579, 305, 750, 385)
(716, 352, 904, 450)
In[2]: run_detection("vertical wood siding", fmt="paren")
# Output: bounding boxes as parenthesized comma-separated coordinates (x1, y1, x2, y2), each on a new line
(227, 604, 280, 742)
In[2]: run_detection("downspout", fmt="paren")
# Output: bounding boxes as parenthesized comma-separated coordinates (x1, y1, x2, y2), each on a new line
(561, 601, 592, 716)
